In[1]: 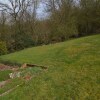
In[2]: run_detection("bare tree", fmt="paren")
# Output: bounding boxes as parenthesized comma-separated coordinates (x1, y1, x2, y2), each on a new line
(0, 0, 37, 22)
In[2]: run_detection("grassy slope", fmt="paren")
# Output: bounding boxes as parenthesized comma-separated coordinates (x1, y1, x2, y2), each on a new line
(0, 70, 12, 81)
(0, 35, 100, 100)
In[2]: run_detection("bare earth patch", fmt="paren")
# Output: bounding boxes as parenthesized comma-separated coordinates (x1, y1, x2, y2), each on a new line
(0, 64, 12, 71)
(0, 81, 7, 88)
(0, 80, 10, 88)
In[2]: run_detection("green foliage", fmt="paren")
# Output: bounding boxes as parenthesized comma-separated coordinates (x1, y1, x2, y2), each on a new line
(78, 0, 100, 35)
(0, 0, 100, 53)
(0, 41, 8, 55)
(0, 34, 100, 99)
(48, 0, 78, 41)
(12, 31, 34, 51)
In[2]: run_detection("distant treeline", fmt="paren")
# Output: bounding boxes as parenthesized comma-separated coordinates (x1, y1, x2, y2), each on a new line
(0, 0, 100, 55)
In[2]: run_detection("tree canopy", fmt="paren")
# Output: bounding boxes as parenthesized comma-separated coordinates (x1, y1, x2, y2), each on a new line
(0, 0, 100, 54)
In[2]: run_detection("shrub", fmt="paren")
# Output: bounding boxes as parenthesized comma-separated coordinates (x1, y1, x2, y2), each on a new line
(0, 41, 8, 55)
(12, 31, 34, 51)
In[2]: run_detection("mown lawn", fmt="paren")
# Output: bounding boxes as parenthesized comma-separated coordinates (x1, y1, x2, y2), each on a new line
(0, 34, 100, 100)
(0, 70, 12, 82)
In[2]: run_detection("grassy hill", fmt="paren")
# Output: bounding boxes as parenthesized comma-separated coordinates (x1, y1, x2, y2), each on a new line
(0, 34, 100, 100)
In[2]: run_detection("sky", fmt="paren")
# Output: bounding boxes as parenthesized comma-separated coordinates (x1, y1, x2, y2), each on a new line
(0, 0, 47, 19)
(36, 2, 48, 19)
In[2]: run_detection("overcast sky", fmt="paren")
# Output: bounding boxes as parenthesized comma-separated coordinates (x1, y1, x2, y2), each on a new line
(36, 2, 48, 19)
(0, 0, 47, 19)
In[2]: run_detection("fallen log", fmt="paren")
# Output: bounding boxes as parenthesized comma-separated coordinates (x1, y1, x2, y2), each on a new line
(21, 63, 48, 69)
(27, 64, 48, 69)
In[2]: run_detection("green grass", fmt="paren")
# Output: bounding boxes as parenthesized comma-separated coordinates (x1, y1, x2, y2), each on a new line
(17, 67, 43, 79)
(0, 34, 100, 100)
(0, 70, 12, 81)
(0, 78, 24, 94)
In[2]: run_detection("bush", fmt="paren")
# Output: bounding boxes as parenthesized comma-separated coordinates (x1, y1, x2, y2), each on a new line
(0, 41, 8, 55)
(12, 31, 34, 51)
